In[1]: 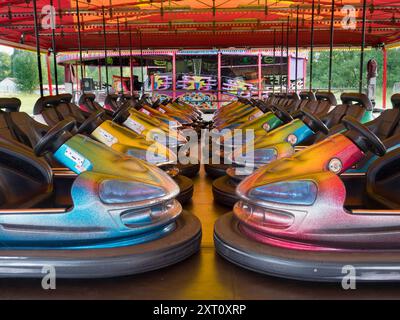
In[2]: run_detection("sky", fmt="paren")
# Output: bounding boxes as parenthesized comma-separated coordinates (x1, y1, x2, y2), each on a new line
(0, 45, 14, 55)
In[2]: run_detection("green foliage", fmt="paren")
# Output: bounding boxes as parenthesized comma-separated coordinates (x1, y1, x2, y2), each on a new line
(0, 52, 11, 80)
(309, 47, 400, 95)
(11, 50, 38, 93)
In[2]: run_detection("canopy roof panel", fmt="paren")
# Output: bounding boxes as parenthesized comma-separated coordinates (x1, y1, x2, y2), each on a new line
(0, 0, 399, 52)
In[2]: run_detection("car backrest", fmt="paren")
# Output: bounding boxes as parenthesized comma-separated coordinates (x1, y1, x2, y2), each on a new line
(314, 92, 337, 117)
(78, 93, 103, 113)
(104, 94, 120, 112)
(0, 139, 53, 208)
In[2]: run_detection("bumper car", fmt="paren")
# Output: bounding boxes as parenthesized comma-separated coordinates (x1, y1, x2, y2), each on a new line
(0, 119, 201, 278)
(214, 115, 400, 282)
(113, 106, 200, 178)
(213, 99, 256, 123)
(8, 96, 194, 203)
(82, 93, 201, 178)
(205, 92, 336, 179)
(204, 104, 294, 178)
(212, 93, 379, 206)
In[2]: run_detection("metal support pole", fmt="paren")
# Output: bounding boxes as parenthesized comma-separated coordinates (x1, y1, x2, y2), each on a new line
(280, 22, 284, 93)
(50, 0, 58, 94)
(286, 16, 290, 93)
(382, 47, 387, 108)
(272, 28, 276, 94)
(32, 0, 44, 97)
(295, 5, 299, 93)
(139, 31, 144, 95)
(258, 52, 262, 99)
(309, 0, 315, 91)
(359, 0, 367, 93)
(129, 28, 134, 95)
(172, 52, 177, 99)
(75, 0, 84, 93)
(328, 0, 335, 92)
(116, 18, 124, 94)
(46, 54, 53, 95)
(217, 51, 221, 107)
(101, 6, 109, 95)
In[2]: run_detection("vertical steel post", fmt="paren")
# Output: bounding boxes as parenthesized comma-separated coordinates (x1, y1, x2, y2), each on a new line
(272, 28, 276, 94)
(359, 0, 367, 93)
(382, 47, 387, 108)
(101, 6, 109, 94)
(50, 0, 58, 94)
(286, 16, 290, 93)
(139, 30, 144, 95)
(75, 0, 84, 93)
(295, 5, 300, 93)
(33, 0, 44, 97)
(116, 18, 124, 94)
(328, 0, 335, 92)
(309, 0, 315, 91)
(280, 22, 284, 93)
(129, 27, 134, 95)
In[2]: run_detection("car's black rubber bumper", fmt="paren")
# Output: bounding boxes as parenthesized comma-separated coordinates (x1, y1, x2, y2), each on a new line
(177, 163, 200, 178)
(204, 163, 230, 179)
(212, 175, 238, 207)
(214, 212, 400, 282)
(175, 175, 194, 204)
(0, 211, 201, 279)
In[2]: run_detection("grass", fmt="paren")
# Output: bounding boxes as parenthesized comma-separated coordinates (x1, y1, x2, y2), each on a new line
(1, 92, 41, 114)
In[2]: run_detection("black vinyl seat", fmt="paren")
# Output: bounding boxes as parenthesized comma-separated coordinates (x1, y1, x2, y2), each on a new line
(78, 93, 113, 119)
(0, 98, 63, 166)
(104, 94, 120, 112)
(0, 140, 53, 209)
(310, 93, 373, 143)
(33, 94, 89, 127)
(367, 148, 400, 209)
(313, 91, 337, 117)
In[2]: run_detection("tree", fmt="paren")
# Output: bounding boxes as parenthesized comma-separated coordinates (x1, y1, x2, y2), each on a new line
(0, 52, 11, 80)
(12, 50, 39, 92)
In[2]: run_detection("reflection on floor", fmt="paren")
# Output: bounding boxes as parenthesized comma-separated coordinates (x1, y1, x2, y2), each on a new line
(1, 166, 400, 299)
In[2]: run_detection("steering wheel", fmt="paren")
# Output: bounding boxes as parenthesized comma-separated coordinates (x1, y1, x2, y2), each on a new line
(300, 109, 329, 134)
(272, 105, 293, 123)
(77, 110, 105, 134)
(342, 116, 386, 156)
(34, 119, 76, 157)
(112, 105, 131, 124)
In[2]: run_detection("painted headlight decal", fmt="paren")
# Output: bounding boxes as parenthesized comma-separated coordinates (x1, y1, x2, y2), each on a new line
(248, 180, 317, 205)
(126, 149, 168, 165)
(234, 148, 277, 166)
(99, 180, 166, 204)
(253, 148, 278, 164)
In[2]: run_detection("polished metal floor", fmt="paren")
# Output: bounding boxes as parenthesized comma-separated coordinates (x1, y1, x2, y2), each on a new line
(1, 166, 400, 299)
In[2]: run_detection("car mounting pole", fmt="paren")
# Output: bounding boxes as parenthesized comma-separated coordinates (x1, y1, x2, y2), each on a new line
(279, 22, 284, 94)
(139, 30, 145, 96)
(116, 17, 124, 94)
(286, 16, 289, 94)
(272, 28, 276, 94)
(328, 0, 335, 92)
(129, 26, 134, 96)
(32, 0, 44, 97)
(359, 0, 367, 93)
(50, 0, 58, 95)
(101, 6, 109, 95)
(75, 0, 84, 94)
(309, 0, 315, 92)
(295, 5, 300, 94)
